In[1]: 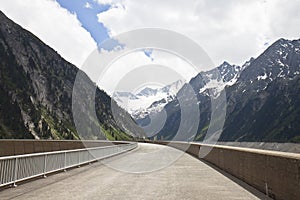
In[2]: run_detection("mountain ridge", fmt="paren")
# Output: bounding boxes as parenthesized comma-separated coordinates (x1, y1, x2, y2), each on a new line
(0, 10, 143, 140)
(152, 38, 300, 142)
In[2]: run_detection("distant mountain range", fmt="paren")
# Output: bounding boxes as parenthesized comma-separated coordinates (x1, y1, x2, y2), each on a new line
(136, 38, 300, 142)
(113, 80, 184, 120)
(0, 11, 144, 140)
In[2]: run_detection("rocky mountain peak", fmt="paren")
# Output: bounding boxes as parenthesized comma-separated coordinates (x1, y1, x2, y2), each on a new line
(236, 38, 300, 93)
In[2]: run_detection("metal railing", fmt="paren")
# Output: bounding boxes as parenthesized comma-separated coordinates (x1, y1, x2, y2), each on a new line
(0, 143, 137, 187)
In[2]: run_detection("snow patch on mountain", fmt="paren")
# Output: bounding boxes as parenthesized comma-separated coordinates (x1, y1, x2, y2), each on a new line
(113, 80, 184, 119)
(195, 61, 247, 98)
(257, 74, 267, 80)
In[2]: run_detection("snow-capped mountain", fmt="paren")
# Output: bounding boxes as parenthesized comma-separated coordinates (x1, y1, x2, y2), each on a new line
(154, 38, 300, 143)
(114, 61, 244, 123)
(190, 61, 247, 98)
(222, 38, 300, 142)
(112, 80, 184, 120)
(135, 61, 246, 133)
(236, 38, 300, 92)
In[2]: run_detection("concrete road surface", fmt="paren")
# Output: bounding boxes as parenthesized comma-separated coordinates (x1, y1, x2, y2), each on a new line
(0, 143, 270, 200)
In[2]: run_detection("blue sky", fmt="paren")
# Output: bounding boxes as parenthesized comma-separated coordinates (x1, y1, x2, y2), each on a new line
(57, 0, 109, 46)
(57, 0, 153, 57)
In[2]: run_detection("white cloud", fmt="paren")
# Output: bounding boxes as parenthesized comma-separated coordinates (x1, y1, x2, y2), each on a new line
(97, 49, 197, 94)
(0, 0, 97, 67)
(84, 2, 93, 9)
(95, 0, 123, 5)
(96, 0, 300, 66)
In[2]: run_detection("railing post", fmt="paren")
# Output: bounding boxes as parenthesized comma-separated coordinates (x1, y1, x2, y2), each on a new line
(78, 151, 81, 168)
(64, 152, 67, 172)
(43, 154, 47, 178)
(88, 150, 92, 164)
(13, 157, 18, 187)
(88, 150, 91, 164)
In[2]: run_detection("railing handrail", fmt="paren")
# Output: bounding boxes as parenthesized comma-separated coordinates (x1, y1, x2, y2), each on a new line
(0, 142, 137, 188)
(0, 143, 135, 160)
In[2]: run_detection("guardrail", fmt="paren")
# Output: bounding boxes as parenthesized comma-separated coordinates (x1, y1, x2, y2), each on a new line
(0, 143, 137, 187)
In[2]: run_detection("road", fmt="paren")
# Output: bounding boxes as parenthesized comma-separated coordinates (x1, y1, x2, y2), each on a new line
(0, 143, 269, 200)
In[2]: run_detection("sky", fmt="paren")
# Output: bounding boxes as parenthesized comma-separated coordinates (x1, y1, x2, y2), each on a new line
(0, 0, 300, 93)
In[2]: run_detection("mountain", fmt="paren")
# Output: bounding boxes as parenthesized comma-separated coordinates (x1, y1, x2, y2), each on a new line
(113, 80, 184, 120)
(154, 38, 300, 142)
(0, 11, 143, 140)
(149, 61, 245, 140)
(189, 61, 246, 97)
(222, 38, 300, 142)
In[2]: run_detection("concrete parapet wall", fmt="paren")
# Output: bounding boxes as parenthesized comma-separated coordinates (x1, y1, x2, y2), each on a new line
(0, 140, 127, 156)
(2, 139, 299, 199)
(145, 141, 300, 200)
